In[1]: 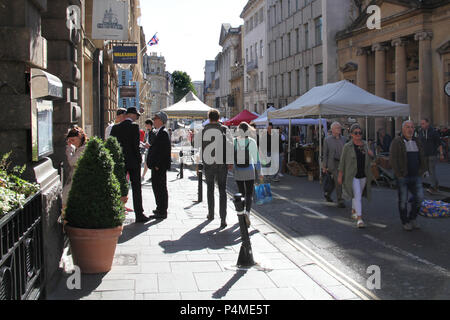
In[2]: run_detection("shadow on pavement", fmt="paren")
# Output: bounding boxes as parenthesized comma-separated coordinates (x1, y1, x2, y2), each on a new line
(212, 270, 248, 299)
(118, 219, 163, 244)
(47, 271, 106, 300)
(159, 220, 259, 254)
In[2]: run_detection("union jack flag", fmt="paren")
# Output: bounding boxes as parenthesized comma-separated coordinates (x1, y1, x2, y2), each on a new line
(148, 33, 159, 46)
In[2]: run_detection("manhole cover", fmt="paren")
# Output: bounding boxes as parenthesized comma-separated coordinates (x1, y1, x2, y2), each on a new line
(113, 254, 138, 266)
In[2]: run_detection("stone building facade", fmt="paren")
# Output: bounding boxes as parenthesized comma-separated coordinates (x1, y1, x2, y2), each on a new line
(242, 0, 268, 114)
(337, 0, 450, 137)
(203, 60, 216, 108)
(143, 52, 172, 116)
(215, 24, 243, 119)
(266, 0, 354, 108)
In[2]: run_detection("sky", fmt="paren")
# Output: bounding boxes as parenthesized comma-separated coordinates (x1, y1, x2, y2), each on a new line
(139, 0, 248, 82)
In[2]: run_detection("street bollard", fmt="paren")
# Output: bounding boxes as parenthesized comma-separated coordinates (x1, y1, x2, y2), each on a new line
(233, 193, 256, 268)
(197, 163, 203, 202)
(177, 150, 183, 179)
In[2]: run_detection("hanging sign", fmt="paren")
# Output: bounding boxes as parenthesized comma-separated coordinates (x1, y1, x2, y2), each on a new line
(92, 0, 128, 40)
(113, 46, 137, 64)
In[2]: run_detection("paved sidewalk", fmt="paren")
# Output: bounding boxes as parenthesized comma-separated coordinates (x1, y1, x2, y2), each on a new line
(47, 166, 364, 300)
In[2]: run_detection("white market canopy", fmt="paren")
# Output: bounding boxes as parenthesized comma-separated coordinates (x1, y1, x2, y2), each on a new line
(160, 91, 213, 119)
(269, 80, 410, 119)
(253, 107, 327, 130)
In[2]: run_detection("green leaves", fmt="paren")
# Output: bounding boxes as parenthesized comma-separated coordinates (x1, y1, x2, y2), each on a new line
(172, 70, 197, 103)
(65, 137, 125, 229)
(0, 152, 39, 216)
(104, 136, 129, 197)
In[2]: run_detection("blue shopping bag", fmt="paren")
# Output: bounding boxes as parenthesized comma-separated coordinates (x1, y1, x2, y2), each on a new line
(254, 184, 266, 205)
(263, 183, 273, 203)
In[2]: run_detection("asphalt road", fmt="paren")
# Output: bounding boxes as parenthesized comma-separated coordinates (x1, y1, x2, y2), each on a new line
(225, 172, 450, 300)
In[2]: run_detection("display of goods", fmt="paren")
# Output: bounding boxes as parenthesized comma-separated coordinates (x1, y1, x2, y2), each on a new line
(419, 200, 450, 218)
(287, 161, 306, 177)
(376, 156, 391, 169)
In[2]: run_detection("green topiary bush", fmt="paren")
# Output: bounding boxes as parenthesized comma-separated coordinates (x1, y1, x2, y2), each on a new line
(65, 137, 125, 229)
(104, 136, 129, 197)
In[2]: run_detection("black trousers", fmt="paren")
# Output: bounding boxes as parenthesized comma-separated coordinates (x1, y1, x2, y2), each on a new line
(236, 180, 255, 212)
(205, 164, 228, 221)
(152, 168, 168, 214)
(127, 167, 144, 218)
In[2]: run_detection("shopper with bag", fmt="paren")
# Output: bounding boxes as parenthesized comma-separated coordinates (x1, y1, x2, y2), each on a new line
(233, 122, 263, 228)
(338, 124, 374, 228)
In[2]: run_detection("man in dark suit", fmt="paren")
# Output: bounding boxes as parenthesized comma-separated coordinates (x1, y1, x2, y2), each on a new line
(110, 107, 150, 223)
(147, 111, 171, 219)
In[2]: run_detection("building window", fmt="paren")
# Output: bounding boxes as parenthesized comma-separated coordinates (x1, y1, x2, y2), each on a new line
(246, 48, 248, 64)
(305, 67, 310, 91)
(287, 32, 291, 57)
(280, 0, 283, 21)
(315, 17, 322, 46)
(250, 45, 253, 61)
(259, 8, 264, 22)
(315, 63, 323, 86)
(281, 37, 284, 59)
(260, 40, 263, 58)
(288, 0, 291, 16)
(297, 69, 301, 95)
(281, 74, 284, 97)
(296, 0, 299, 11)
(288, 72, 292, 96)
(260, 71, 264, 89)
(304, 23, 309, 49)
(296, 28, 300, 53)
(254, 13, 258, 26)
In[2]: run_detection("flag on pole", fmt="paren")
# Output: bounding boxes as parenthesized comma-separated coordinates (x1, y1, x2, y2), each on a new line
(147, 33, 159, 46)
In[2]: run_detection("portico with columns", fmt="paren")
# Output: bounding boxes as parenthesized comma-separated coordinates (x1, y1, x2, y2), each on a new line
(336, 0, 450, 139)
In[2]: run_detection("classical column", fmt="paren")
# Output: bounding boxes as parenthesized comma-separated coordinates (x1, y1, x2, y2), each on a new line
(356, 47, 368, 91)
(372, 42, 389, 135)
(356, 47, 369, 133)
(415, 31, 433, 122)
(392, 38, 408, 134)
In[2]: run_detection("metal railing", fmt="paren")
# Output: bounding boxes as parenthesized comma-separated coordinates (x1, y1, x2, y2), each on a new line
(0, 191, 44, 300)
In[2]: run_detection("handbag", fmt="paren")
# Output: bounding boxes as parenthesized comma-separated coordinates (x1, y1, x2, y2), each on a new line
(263, 183, 273, 203)
(323, 172, 335, 195)
(254, 184, 266, 205)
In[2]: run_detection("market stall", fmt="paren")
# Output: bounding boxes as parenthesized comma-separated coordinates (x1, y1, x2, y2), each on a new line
(224, 109, 259, 127)
(269, 80, 410, 179)
(160, 91, 213, 119)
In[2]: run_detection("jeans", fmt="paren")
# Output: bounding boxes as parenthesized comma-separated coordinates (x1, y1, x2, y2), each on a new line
(397, 176, 424, 225)
(205, 164, 228, 221)
(352, 178, 366, 216)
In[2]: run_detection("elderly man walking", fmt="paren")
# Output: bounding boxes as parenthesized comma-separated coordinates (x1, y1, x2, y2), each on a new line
(390, 120, 427, 231)
(322, 122, 347, 208)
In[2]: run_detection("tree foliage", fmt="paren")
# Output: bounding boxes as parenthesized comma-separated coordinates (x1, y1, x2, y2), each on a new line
(172, 70, 197, 103)
(65, 137, 125, 229)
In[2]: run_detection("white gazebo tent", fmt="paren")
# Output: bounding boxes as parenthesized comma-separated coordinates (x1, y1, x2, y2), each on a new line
(269, 80, 410, 176)
(160, 91, 213, 119)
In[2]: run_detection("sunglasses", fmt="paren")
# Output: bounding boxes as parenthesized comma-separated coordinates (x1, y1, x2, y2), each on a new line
(352, 131, 363, 135)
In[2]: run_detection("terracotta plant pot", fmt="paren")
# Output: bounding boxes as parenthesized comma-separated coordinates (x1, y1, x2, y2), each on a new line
(65, 225, 123, 274)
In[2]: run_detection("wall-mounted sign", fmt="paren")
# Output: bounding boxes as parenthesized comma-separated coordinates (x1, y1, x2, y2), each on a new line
(92, 0, 128, 40)
(118, 69, 132, 86)
(113, 46, 137, 64)
(119, 86, 137, 98)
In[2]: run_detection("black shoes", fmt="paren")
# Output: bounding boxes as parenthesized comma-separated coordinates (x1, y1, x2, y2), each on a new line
(150, 210, 167, 219)
(220, 220, 227, 229)
(135, 215, 150, 223)
(324, 194, 333, 203)
(337, 201, 346, 208)
(206, 214, 214, 221)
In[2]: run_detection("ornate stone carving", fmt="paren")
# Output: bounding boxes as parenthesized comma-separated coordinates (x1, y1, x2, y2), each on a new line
(414, 31, 433, 42)
(372, 43, 389, 52)
(391, 38, 408, 47)
(356, 47, 369, 56)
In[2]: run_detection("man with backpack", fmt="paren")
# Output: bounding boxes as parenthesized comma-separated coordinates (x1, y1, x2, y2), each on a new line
(201, 109, 233, 229)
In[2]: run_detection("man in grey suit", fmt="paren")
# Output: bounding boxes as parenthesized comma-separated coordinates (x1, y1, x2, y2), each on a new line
(322, 122, 347, 208)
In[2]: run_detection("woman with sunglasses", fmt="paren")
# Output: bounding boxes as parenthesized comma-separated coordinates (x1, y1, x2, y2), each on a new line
(337, 124, 374, 228)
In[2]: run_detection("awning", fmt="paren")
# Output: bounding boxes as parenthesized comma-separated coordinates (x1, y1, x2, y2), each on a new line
(31, 68, 63, 100)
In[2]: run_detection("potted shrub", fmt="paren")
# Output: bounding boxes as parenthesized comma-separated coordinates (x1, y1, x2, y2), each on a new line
(104, 136, 129, 205)
(64, 137, 125, 274)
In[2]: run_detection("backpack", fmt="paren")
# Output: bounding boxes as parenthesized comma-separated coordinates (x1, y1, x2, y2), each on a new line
(234, 138, 250, 168)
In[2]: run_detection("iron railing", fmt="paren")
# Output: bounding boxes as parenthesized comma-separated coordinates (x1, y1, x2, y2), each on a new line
(0, 191, 44, 300)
